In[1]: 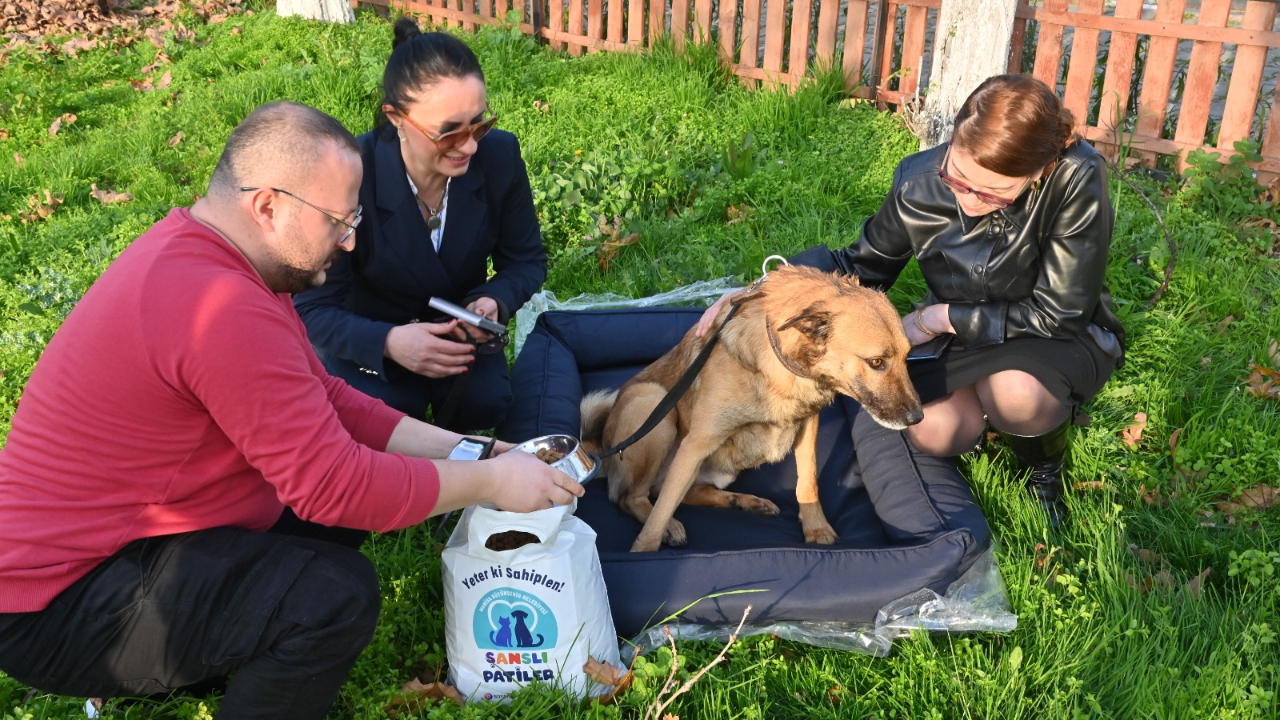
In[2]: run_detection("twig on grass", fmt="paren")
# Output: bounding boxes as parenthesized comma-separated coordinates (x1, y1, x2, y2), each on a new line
(642, 605, 751, 720)
(1108, 160, 1176, 311)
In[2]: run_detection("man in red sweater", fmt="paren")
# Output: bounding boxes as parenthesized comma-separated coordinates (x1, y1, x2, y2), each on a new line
(0, 102, 580, 718)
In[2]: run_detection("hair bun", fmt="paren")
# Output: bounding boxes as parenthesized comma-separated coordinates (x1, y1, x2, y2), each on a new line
(393, 17, 422, 50)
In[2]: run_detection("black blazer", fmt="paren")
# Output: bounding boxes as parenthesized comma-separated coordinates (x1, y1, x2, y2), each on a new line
(792, 140, 1124, 361)
(294, 124, 547, 377)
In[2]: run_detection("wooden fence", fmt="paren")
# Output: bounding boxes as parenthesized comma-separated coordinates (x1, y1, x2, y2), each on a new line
(360, 0, 1280, 178)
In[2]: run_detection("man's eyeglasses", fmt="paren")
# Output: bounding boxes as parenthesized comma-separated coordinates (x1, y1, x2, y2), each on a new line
(240, 187, 362, 245)
(937, 148, 1028, 210)
(383, 104, 499, 152)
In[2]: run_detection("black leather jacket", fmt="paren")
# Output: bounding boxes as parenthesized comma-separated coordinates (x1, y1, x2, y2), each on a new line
(792, 140, 1124, 363)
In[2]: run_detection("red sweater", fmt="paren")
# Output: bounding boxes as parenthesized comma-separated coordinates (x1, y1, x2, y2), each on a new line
(0, 209, 441, 613)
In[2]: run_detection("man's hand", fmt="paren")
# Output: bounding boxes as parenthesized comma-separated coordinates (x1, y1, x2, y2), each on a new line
(384, 321, 475, 377)
(484, 451, 584, 512)
(694, 292, 733, 338)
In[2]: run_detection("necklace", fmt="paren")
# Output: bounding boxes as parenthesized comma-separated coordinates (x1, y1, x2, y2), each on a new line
(414, 178, 450, 231)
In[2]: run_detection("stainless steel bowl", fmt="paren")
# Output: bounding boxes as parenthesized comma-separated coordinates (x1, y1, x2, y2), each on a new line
(511, 434, 598, 484)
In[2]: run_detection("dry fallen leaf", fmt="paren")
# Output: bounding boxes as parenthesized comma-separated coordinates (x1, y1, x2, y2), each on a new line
(146, 26, 167, 48)
(1121, 412, 1148, 448)
(385, 677, 463, 716)
(13, 152, 23, 167)
(20, 189, 64, 223)
(1214, 315, 1235, 336)
(90, 183, 134, 205)
(1268, 338, 1280, 367)
(48, 113, 77, 136)
(1073, 480, 1114, 492)
(1244, 363, 1280, 400)
(209, 12, 229, 22)
(156, 70, 173, 89)
(1168, 427, 1183, 460)
(584, 656, 632, 705)
(1127, 544, 1163, 563)
(141, 52, 172, 75)
(0, 129, 8, 140)
(131, 78, 155, 92)
(1187, 567, 1211, 599)
(230, 26, 242, 35)
(168, 131, 184, 147)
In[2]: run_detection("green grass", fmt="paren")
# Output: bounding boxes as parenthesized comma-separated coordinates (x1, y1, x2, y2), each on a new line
(2, 5, 1280, 719)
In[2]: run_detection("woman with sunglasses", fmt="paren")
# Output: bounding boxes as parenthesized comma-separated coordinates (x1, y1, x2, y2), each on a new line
(701, 74, 1124, 525)
(295, 19, 546, 433)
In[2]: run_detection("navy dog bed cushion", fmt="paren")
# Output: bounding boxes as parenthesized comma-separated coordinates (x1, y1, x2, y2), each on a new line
(499, 308, 991, 637)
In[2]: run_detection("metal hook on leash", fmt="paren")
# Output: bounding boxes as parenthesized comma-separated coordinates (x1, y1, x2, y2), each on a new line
(746, 255, 789, 292)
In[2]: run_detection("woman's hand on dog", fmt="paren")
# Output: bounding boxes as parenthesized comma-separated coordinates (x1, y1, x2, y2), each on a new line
(695, 292, 733, 338)
(485, 451, 584, 511)
(384, 320, 476, 377)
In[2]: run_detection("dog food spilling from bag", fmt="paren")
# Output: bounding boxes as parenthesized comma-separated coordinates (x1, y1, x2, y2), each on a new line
(485, 530, 540, 551)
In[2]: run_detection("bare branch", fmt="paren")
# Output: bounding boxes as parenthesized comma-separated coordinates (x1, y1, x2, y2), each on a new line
(643, 606, 752, 720)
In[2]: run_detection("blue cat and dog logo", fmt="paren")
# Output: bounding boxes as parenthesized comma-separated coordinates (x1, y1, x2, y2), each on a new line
(474, 587, 559, 686)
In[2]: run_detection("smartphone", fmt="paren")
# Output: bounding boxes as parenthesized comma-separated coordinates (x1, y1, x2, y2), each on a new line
(427, 297, 508, 335)
(907, 333, 953, 361)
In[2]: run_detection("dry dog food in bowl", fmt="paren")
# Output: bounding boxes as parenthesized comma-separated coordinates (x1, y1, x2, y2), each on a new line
(510, 434, 597, 484)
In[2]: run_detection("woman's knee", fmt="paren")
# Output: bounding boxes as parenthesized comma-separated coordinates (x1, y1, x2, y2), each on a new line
(906, 395, 987, 456)
(281, 543, 381, 646)
(979, 371, 1066, 428)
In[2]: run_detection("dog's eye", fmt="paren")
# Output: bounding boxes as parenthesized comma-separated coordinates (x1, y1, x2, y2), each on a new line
(867, 358, 884, 369)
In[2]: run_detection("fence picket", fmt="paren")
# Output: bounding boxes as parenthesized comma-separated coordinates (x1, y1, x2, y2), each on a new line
(1172, 0, 1232, 170)
(719, 0, 739, 60)
(788, 0, 814, 81)
(815, 0, 839, 68)
(568, 0, 587, 53)
(1132, 0, 1185, 167)
(1031, 0, 1068, 89)
(626, 0, 643, 44)
(600, 0, 618, 48)
(549, 0, 565, 48)
(1061, 0, 1103, 123)
(694, 0, 713, 41)
(479, 0, 492, 20)
(740, 0, 763, 86)
(878, 3, 899, 95)
(1218, 0, 1277, 154)
(671, 0, 690, 48)
(764, 0, 788, 86)
(841, 0, 869, 90)
(1095, 0, 1143, 153)
(898, 4, 927, 97)
(1007, 0, 1027, 75)
(648, 0, 663, 43)
(457, 0, 471, 30)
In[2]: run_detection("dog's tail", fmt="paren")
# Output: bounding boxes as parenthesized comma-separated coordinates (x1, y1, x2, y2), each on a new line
(579, 389, 619, 453)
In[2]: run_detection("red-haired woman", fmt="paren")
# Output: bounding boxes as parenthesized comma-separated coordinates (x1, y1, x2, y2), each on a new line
(702, 74, 1124, 524)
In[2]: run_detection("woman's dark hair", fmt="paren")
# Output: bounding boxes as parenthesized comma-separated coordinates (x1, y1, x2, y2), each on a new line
(382, 18, 485, 112)
(951, 74, 1078, 178)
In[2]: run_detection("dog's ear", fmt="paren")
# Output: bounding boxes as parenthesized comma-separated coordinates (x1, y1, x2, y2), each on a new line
(777, 307, 834, 342)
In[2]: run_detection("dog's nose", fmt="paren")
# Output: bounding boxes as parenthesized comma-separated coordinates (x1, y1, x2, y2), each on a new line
(904, 406, 925, 426)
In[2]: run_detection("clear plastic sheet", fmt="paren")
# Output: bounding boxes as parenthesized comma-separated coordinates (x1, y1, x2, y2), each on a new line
(513, 278, 742, 356)
(620, 543, 1017, 660)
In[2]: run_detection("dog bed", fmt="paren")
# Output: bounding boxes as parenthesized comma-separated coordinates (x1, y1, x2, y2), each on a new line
(498, 307, 993, 638)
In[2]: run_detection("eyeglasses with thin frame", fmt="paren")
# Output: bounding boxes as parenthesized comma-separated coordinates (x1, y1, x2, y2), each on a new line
(937, 148, 1031, 210)
(240, 186, 362, 245)
(383, 104, 499, 152)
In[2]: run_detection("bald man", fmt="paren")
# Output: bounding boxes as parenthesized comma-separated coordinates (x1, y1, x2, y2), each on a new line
(0, 102, 581, 718)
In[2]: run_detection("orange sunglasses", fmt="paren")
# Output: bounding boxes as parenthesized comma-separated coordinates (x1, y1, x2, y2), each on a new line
(384, 104, 499, 152)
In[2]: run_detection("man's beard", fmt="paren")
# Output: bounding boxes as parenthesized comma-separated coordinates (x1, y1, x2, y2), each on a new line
(263, 222, 336, 294)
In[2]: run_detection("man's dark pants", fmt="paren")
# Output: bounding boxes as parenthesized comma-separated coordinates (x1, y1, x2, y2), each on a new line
(0, 512, 379, 718)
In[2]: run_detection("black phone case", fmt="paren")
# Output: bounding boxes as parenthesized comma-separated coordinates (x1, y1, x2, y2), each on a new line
(907, 333, 954, 361)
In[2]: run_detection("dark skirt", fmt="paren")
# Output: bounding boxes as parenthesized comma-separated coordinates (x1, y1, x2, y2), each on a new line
(907, 333, 1119, 406)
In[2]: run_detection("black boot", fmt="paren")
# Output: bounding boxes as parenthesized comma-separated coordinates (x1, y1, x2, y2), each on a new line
(997, 418, 1070, 527)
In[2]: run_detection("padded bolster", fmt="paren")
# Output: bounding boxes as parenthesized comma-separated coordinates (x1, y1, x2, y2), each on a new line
(500, 309, 705, 442)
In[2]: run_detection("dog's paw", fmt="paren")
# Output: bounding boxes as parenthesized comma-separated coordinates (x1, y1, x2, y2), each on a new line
(663, 519, 688, 547)
(732, 495, 780, 516)
(804, 525, 839, 545)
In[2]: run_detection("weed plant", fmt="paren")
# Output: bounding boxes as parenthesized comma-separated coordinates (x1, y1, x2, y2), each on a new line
(1, 5, 1279, 719)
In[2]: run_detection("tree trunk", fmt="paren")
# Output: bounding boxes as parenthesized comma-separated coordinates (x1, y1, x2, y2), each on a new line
(918, 0, 1018, 149)
(277, 0, 356, 23)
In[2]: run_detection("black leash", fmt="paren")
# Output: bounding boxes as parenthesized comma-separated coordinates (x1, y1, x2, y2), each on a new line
(596, 299, 747, 459)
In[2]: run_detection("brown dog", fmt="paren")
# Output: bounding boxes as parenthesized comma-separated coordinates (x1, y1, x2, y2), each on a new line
(580, 265, 924, 553)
